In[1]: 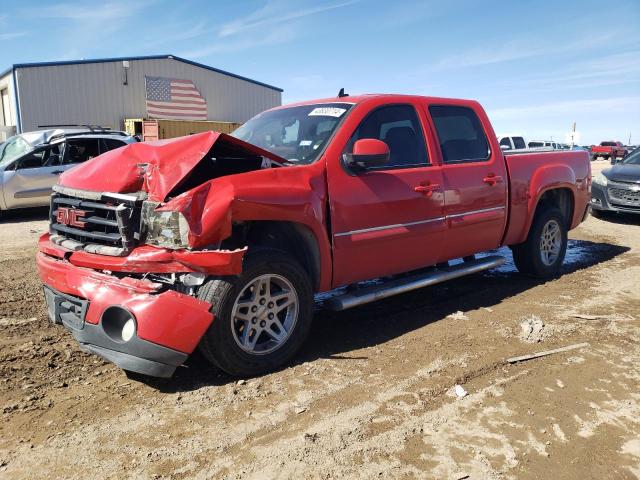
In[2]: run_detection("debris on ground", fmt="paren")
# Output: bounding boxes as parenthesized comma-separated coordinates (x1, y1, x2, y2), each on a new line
(454, 385, 468, 398)
(447, 311, 469, 321)
(519, 315, 545, 343)
(571, 314, 607, 320)
(506, 342, 590, 364)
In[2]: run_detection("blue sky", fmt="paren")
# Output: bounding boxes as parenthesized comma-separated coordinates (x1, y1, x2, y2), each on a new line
(1, 0, 638, 145)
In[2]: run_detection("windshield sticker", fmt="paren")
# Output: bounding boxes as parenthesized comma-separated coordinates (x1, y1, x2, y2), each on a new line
(308, 107, 346, 117)
(299, 140, 313, 147)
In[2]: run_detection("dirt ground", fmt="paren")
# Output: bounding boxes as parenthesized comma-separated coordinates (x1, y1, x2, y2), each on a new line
(1, 160, 639, 479)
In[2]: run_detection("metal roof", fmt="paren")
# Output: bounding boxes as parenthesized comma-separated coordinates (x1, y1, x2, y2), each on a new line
(0, 54, 283, 92)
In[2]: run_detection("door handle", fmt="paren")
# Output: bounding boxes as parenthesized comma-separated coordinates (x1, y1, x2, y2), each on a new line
(414, 183, 440, 197)
(483, 175, 503, 186)
(51, 170, 64, 175)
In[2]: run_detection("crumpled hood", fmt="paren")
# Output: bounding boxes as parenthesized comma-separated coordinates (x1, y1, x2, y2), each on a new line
(59, 131, 287, 201)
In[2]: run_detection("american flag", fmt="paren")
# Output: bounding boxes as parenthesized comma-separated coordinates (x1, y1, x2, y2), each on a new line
(145, 76, 208, 120)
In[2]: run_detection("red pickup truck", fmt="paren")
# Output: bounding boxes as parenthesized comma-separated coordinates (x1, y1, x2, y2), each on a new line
(591, 141, 627, 162)
(37, 94, 591, 378)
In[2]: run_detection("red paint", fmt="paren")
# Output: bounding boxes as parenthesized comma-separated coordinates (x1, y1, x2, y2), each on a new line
(36, 252, 213, 353)
(38, 93, 591, 371)
(58, 131, 287, 202)
(39, 234, 246, 275)
(352, 138, 390, 156)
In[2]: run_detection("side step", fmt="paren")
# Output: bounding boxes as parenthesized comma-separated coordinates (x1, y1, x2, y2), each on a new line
(325, 255, 506, 311)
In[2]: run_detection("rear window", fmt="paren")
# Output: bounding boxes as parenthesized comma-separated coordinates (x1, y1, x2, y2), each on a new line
(529, 141, 543, 148)
(499, 137, 511, 148)
(601, 141, 616, 146)
(513, 137, 526, 149)
(429, 105, 490, 163)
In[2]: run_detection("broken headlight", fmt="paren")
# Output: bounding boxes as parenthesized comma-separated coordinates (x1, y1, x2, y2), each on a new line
(140, 201, 190, 249)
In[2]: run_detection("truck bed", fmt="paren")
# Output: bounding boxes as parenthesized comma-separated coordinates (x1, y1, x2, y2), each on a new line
(502, 149, 591, 246)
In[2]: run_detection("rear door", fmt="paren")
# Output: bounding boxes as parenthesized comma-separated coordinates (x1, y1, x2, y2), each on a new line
(427, 104, 508, 260)
(327, 103, 447, 287)
(62, 138, 100, 166)
(100, 138, 129, 154)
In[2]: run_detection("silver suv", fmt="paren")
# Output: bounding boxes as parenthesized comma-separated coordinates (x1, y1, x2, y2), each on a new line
(0, 128, 138, 213)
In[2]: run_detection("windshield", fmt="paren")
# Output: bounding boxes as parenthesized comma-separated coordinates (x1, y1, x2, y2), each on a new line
(622, 149, 640, 165)
(231, 103, 353, 164)
(0, 135, 34, 167)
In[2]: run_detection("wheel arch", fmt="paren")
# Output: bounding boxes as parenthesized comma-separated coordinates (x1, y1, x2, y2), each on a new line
(237, 220, 326, 292)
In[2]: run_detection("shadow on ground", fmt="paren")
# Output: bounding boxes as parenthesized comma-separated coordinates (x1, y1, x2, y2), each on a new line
(141, 239, 629, 392)
(591, 210, 640, 226)
(0, 207, 49, 223)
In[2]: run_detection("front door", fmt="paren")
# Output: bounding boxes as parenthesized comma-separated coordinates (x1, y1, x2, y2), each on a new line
(3, 144, 65, 209)
(327, 104, 447, 287)
(427, 104, 508, 259)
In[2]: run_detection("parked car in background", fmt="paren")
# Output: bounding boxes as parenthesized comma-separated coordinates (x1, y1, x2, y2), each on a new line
(36, 93, 590, 378)
(528, 140, 557, 150)
(590, 141, 627, 162)
(591, 147, 640, 216)
(0, 128, 138, 214)
(498, 135, 528, 151)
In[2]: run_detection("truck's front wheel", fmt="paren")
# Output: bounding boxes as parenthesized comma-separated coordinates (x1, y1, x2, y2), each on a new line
(197, 249, 313, 377)
(511, 207, 568, 278)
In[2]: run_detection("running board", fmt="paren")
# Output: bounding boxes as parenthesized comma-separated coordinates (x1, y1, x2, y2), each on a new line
(325, 255, 506, 311)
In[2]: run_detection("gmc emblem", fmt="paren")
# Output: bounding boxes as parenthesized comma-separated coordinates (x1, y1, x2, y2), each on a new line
(56, 207, 87, 228)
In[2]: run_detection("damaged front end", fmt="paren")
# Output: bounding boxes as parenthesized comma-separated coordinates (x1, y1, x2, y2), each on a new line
(38, 131, 290, 377)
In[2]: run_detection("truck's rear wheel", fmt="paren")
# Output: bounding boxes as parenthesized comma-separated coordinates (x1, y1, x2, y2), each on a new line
(511, 207, 567, 278)
(197, 249, 313, 377)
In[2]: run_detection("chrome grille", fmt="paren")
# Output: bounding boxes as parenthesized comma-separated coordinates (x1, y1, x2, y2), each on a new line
(49, 187, 144, 256)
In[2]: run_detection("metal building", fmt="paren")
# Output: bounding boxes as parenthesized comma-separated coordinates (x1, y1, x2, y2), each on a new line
(0, 54, 282, 139)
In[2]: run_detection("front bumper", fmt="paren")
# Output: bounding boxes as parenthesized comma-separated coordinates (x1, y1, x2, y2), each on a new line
(37, 247, 216, 377)
(44, 286, 188, 377)
(591, 181, 640, 214)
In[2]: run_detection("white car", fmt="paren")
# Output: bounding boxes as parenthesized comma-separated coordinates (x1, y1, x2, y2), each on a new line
(0, 128, 137, 214)
(528, 140, 557, 150)
(498, 135, 528, 151)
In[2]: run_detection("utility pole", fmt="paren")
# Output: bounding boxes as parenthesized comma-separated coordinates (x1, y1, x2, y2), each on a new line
(629, 132, 632, 145)
(571, 122, 576, 148)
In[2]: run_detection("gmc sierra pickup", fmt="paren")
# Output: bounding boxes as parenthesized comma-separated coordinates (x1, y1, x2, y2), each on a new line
(37, 94, 591, 378)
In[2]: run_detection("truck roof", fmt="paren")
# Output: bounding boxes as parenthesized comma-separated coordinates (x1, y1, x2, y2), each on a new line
(271, 93, 481, 110)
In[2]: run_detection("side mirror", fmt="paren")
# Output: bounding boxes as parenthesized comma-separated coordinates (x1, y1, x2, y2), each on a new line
(344, 139, 390, 170)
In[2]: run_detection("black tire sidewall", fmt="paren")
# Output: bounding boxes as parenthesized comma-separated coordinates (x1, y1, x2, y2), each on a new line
(527, 208, 568, 277)
(199, 250, 313, 377)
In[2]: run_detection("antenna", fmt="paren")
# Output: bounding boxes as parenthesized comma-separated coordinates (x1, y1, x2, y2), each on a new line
(338, 88, 348, 98)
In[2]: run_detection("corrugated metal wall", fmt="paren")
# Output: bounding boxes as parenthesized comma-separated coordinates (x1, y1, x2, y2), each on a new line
(15, 58, 281, 132)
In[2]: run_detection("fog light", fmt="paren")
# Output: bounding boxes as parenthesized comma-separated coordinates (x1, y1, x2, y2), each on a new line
(102, 306, 137, 343)
(121, 318, 136, 342)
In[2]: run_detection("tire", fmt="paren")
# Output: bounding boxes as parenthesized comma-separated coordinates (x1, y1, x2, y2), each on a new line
(197, 249, 314, 377)
(511, 207, 568, 278)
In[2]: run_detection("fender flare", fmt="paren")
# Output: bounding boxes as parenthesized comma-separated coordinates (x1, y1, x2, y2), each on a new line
(519, 164, 577, 243)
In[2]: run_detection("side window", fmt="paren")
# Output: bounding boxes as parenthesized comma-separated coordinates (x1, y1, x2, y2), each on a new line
(499, 137, 512, 148)
(513, 137, 526, 149)
(429, 105, 490, 163)
(15, 145, 61, 170)
(101, 138, 127, 154)
(346, 104, 428, 168)
(63, 139, 100, 164)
